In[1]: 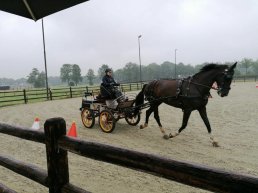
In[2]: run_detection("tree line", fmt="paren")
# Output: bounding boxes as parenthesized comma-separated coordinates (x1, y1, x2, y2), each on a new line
(2, 58, 258, 88)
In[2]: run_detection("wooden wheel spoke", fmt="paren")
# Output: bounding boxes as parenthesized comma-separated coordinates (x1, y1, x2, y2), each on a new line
(81, 108, 95, 128)
(99, 110, 115, 133)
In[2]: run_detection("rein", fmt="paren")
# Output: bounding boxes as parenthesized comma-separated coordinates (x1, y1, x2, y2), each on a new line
(189, 81, 219, 91)
(182, 76, 218, 91)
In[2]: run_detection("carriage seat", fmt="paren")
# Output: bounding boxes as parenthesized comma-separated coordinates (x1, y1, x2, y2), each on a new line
(95, 93, 110, 103)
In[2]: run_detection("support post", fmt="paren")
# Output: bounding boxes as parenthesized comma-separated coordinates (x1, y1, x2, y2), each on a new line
(42, 19, 49, 100)
(44, 118, 69, 193)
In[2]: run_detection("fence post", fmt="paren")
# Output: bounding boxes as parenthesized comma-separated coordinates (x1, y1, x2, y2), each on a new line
(86, 86, 89, 93)
(137, 83, 139, 90)
(23, 89, 27, 104)
(69, 87, 72, 98)
(49, 88, 53, 100)
(44, 118, 69, 193)
(130, 84, 132, 91)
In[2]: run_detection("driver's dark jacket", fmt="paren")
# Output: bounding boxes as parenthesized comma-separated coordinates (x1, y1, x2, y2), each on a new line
(101, 75, 119, 98)
(102, 75, 117, 87)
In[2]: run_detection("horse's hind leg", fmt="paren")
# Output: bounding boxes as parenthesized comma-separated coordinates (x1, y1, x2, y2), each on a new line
(153, 106, 169, 139)
(198, 107, 219, 147)
(169, 109, 192, 138)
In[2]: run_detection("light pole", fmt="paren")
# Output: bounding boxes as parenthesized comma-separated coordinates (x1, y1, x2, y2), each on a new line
(138, 35, 142, 82)
(41, 19, 49, 99)
(174, 49, 177, 79)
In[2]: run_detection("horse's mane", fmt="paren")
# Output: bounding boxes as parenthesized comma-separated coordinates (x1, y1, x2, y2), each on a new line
(191, 64, 228, 79)
(199, 64, 228, 73)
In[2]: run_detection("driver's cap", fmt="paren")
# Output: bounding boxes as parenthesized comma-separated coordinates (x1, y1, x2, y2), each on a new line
(105, 68, 112, 73)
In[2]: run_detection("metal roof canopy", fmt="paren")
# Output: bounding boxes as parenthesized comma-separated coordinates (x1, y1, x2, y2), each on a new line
(0, 0, 89, 21)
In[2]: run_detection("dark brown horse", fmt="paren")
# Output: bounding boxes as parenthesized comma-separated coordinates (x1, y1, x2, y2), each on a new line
(135, 63, 237, 146)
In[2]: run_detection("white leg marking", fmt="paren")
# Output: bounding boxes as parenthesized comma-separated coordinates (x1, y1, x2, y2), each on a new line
(160, 127, 169, 140)
(140, 123, 148, 129)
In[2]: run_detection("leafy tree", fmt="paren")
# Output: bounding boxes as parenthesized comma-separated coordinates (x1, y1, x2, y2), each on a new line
(234, 68, 241, 76)
(60, 64, 72, 85)
(86, 69, 95, 85)
(145, 63, 160, 80)
(5, 58, 258, 88)
(123, 62, 139, 82)
(176, 63, 194, 78)
(60, 64, 83, 86)
(98, 64, 110, 80)
(239, 58, 255, 75)
(36, 72, 46, 88)
(27, 68, 45, 88)
(27, 68, 38, 83)
(71, 64, 82, 86)
(113, 69, 124, 82)
(160, 61, 174, 78)
(253, 60, 258, 75)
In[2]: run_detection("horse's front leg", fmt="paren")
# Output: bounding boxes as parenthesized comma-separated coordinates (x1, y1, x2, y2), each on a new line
(198, 107, 219, 147)
(140, 106, 154, 129)
(169, 109, 192, 138)
(153, 106, 170, 139)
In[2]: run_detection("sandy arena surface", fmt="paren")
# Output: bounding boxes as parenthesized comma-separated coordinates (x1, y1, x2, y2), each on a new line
(0, 82, 258, 193)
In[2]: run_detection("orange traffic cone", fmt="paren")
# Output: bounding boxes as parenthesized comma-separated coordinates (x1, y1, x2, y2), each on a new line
(67, 121, 77, 137)
(31, 117, 40, 130)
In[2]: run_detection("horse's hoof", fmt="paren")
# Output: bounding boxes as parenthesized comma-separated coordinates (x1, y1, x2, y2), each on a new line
(169, 133, 178, 138)
(212, 141, 220, 147)
(163, 134, 169, 140)
(140, 125, 144, 129)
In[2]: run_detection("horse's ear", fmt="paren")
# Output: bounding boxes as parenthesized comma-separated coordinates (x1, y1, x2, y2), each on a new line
(229, 62, 237, 70)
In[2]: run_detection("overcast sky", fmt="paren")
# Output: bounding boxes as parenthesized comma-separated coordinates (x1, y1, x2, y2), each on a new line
(0, 0, 258, 79)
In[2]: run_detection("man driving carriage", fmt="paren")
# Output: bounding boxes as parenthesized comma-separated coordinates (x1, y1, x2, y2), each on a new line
(100, 68, 123, 101)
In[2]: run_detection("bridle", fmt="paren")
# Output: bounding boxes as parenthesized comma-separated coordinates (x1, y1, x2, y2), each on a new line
(185, 68, 234, 94)
(217, 68, 235, 96)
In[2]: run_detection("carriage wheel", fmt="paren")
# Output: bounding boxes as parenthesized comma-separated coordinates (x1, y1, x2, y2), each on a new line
(125, 112, 141, 126)
(81, 108, 95, 128)
(99, 110, 116, 133)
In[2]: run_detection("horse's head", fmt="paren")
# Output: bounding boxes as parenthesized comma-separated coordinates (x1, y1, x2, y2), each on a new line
(215, 62, 237, 97)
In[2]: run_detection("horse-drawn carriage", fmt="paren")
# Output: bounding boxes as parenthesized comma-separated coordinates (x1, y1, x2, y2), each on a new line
(80, 88, 141, 133)
(80, 63, 237, 147)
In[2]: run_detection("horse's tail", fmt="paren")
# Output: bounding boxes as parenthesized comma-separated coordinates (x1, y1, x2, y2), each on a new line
(134, 84, 147, 114)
